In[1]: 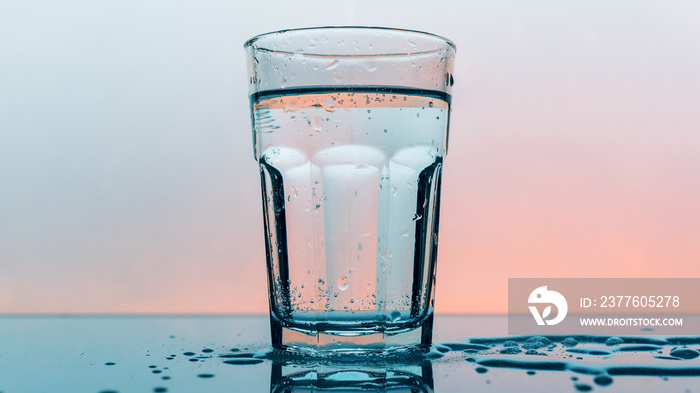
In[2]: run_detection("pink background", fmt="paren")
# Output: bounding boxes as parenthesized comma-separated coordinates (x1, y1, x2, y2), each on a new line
(1, 0, 698, 314)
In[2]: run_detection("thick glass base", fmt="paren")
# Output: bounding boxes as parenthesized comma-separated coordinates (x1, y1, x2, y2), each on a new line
(270, 361, 434, 393)
(270, 313, 433, 357)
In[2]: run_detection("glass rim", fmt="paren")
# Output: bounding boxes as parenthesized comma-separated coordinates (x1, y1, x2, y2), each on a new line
(244, 26, 456, 57)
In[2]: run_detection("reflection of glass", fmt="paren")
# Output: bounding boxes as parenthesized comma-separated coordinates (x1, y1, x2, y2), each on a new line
(270, 360, 434, 393)
(245, 27, 455, 354)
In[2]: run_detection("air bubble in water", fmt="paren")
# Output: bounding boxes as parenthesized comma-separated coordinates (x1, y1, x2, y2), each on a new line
(337, 276, 349, 290)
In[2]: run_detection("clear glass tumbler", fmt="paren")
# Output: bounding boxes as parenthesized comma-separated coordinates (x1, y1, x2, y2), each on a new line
(244, 27, 455, 354)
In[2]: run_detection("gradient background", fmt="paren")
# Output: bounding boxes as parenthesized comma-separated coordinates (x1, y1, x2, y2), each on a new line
(1, 0, 698, 315)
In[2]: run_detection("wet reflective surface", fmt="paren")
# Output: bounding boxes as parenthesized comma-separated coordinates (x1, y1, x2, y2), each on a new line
(0, 315, 698, 392)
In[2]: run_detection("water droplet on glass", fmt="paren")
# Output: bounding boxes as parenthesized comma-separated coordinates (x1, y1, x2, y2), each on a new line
(284, 105, 299, 113)
(325, 59, 340, 70)
(365, 61, 377, 72)
(428, 101, 434, 108)
(280, 77, 287, 88)
(337, 276, 349, 290)
(197, 374, 215, 379)
(321, 98, 336, 112)
(312, 116, 322, 132)
(389, 310, 401, 322)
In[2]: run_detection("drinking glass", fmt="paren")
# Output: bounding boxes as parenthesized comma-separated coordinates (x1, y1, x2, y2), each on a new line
(244, 27, 455, 354)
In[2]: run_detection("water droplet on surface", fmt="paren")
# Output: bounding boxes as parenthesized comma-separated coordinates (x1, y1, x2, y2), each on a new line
(475, 367, 488, 374)
(197, 374, 215, 378)
(593, 375, 613, 386)
(413, 214, 422, 221)
(284, 105, 299, 113)
(605, 337, 624, 346)
(280, 77, 287, 88)
(325, 59, 340, 70)
(428, 101, 434, 108)
(574, 383, 592, 392)
(153, 388, 167, 393)
(337, 276, 349, 290)
(183, 352, 196, 356)
(400, 230, 410, 239)
(407, 39, 417, 48)
(105, 362, 116, 366)
(670, 348, 700, 359)
(223, 358, 264, 365)
(500, 347, 521, 354)
(526, 370, 536, 375)
(523, 336, 552, 350)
